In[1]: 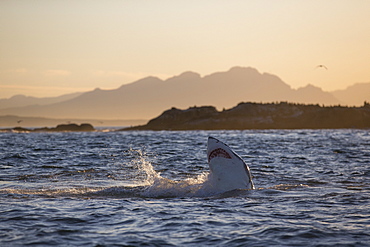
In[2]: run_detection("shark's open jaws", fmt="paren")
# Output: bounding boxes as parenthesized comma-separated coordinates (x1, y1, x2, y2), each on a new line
(207, 137, 254, 192)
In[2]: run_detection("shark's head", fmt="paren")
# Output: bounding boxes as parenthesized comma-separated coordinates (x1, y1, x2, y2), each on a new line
(207, 137, 254, 191)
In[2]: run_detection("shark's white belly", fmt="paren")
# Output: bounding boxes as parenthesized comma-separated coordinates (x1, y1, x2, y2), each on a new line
(209, 158, 251, 192)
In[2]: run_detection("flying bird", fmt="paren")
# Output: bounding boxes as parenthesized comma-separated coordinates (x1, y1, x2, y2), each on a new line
(316, 65, 328, 70)
(17, 120, 23, 124)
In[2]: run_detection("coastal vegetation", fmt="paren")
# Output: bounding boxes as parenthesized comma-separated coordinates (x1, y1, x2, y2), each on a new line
(124, 102, 370, 130)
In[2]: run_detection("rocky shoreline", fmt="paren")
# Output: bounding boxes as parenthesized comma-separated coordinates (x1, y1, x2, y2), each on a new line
(123, 102, 370, 130)
(1, 123, 95, 132)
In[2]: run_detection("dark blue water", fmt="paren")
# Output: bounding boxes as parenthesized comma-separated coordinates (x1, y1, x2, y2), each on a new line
(1, 130, 369, 246)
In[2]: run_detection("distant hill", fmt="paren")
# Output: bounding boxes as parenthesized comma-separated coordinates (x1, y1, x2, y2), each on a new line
(124, 102, 370, 130)
(331, 83, 370, 106)
(0, 67, 368, 120)
(1, 123, 95, 133)
(0, 92, 82, 109)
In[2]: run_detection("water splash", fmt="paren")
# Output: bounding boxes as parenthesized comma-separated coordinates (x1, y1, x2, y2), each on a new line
(129, 148, 160, 186)
(141, 172, 211, 198)
(126, 148, 213, 197)
(121, 148, 233, 197)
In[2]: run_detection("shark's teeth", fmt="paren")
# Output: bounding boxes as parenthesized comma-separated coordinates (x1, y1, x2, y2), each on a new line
(208, 148, 232, 162)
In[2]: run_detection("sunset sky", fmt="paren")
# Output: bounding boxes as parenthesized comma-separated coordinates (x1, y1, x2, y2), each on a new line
(1, 0, 369, 98)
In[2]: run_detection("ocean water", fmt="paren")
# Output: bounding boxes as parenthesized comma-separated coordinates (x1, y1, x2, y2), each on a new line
(0, 129, 369, 246)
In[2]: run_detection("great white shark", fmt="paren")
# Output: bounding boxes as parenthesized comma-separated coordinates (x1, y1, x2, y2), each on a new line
(207, 137, 254, 192)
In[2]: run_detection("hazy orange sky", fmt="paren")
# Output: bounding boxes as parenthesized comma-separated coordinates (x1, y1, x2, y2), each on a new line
(1, 0, 369, 98)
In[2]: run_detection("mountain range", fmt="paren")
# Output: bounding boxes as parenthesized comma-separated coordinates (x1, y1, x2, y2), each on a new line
(0, 92, 82, 109)
(0, 67, 369, 120)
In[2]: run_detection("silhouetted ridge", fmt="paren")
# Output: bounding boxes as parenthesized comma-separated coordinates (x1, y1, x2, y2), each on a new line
(144, 106, 218, 130)
(166, 71, 201, 82)
(118, 76, 163, 90)
(124, 102, 370, 130)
